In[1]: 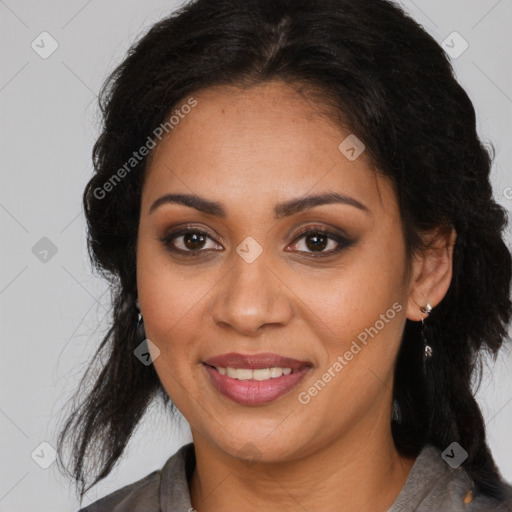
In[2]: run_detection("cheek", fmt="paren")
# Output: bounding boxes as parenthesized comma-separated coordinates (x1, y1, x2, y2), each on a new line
(298, 249, 407, 424)
(136, 233, 205, 357)
(293, 236, 407, 352)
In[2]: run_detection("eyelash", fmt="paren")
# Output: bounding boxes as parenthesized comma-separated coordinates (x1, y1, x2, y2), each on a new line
(160, 225, 353, 259)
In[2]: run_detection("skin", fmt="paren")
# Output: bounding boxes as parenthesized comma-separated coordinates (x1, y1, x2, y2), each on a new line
(136, 80, 457, 512)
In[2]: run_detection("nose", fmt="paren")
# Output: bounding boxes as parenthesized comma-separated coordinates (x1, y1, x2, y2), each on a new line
(209, 252, 294, 337)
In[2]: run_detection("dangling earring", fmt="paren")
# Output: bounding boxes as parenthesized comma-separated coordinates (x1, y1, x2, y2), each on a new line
(135, 298, 146, 341)
(420, 301, 433, 370)
(392, 399, 401, 423)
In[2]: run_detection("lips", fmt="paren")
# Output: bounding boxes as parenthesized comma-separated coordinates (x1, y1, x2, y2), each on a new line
(203, 352, 311, 406)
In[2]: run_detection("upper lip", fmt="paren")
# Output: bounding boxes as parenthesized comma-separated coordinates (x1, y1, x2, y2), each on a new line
(204, 352, 311, 370)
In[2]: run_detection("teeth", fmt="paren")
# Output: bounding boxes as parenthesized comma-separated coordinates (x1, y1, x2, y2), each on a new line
(253, 368, 270, 381)
(269, 367, 282, 378)
(235, 369, 253, 380)
(216, 366, 294, 380)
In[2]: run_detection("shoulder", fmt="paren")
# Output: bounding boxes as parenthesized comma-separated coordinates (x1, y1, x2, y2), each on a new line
(440, 464, 512, 512)
(76, 443, 194, 512)
(76, 470, 161, 512)
(392, 444, 512, 512)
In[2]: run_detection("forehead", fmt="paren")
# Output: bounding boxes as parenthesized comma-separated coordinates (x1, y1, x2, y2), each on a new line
(143, 81, 395, 220)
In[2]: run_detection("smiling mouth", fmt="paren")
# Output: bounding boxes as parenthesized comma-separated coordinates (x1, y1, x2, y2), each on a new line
(202, 353, 312, 406)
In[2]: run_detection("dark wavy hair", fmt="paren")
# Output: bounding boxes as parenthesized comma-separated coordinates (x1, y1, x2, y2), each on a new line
(56, 0, 512, 503)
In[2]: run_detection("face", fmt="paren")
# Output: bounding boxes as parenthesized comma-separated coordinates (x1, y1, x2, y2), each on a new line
(136, 80, 414, 463)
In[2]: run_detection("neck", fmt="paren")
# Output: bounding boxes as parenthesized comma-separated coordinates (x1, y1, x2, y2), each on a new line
(189, 415, 416, 512)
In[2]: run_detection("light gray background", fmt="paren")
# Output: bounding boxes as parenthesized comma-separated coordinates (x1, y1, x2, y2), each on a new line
(1, 1, 511, 510)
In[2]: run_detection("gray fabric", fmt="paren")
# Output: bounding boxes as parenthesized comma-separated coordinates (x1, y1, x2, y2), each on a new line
(78, 443, 512, 511)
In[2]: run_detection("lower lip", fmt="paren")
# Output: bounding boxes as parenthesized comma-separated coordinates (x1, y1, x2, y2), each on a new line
(204, 364, 310, 406)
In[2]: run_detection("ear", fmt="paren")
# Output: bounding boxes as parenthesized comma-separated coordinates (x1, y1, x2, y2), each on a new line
(406, 224, 457, 321)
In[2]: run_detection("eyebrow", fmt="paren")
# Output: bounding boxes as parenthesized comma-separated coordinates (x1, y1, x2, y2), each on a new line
(149, 191, 369, 218)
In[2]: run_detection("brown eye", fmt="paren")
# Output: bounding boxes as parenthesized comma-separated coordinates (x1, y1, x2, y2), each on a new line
(160, 225, 353, 259)
(288, 227, 353, 257)
(304, 232, 329, 252)
(161, 228, 222, 256)
(182, 232, 207, 250)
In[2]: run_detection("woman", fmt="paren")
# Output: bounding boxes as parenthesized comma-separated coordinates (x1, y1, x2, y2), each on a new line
(57, 0, 512, 510)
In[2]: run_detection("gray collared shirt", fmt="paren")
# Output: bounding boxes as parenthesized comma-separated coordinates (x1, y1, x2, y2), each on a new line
(79, 443, 512, 511)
